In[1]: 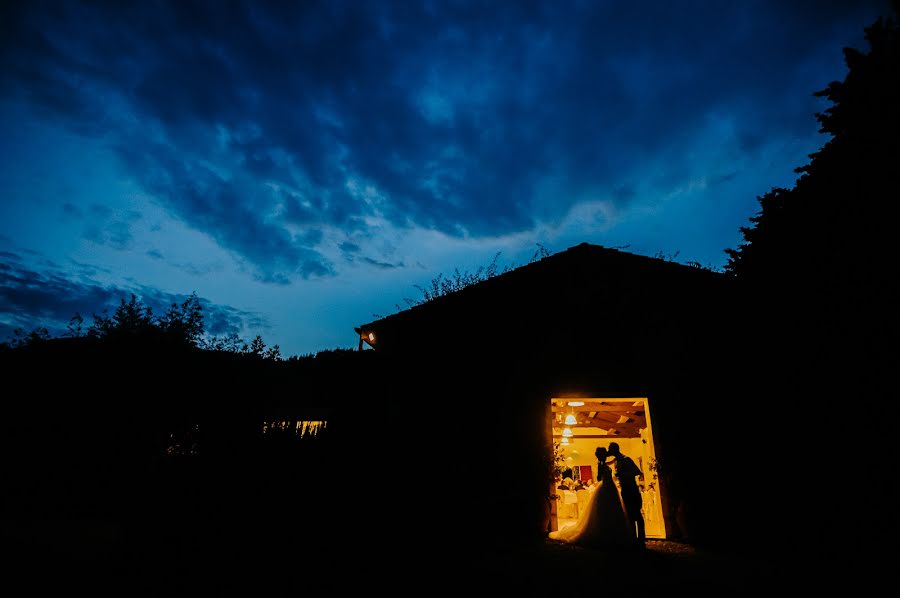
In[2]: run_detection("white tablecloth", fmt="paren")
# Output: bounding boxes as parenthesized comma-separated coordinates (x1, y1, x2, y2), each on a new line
(560, 490, 578, 504)
(557, 490, 578, 518)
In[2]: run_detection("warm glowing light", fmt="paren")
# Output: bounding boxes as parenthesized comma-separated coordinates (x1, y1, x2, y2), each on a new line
(562, 427, 573, 437)
(368, 332, 375, 342)
(262, 420, 327, 437)
(564, 413, 577, 425)
(561, 437, 570, 445)
(568, 401, 585, 407)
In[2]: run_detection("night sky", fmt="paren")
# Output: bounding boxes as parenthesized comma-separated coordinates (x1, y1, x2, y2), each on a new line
(0, 1, 887, 356)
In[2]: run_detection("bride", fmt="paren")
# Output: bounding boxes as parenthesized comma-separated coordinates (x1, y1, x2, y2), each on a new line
(549, 446, 637, 548)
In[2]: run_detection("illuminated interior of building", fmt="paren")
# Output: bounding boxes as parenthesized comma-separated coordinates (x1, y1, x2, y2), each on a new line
(550, 397, 665, 539)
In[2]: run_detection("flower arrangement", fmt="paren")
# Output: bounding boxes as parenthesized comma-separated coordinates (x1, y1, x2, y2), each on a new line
(552, 441, 566, 480)
(542, 441, 569, 500)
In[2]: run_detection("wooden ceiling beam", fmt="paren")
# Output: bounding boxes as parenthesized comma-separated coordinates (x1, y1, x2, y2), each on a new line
(553, 433, 642, 439)
(581, 416, 645, 427)
(552, 422, 642, 429)
(554, 425, 645, 434)
(553, 412, 646, 423)
(551, 405, 645, 413)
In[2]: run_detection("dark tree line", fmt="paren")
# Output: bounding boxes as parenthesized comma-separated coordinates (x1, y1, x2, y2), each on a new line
(726, 9, 899, 294)
(3, 292, 282, 360)
(718, 5, 898, 565)
(721, 7, 898, 387)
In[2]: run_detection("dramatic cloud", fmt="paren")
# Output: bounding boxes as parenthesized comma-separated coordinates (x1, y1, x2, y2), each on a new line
(0, 1, 889, 355)
(0, 0, 884, 283)
(80, 204, 142, 250)
(0, 253, 266, 341)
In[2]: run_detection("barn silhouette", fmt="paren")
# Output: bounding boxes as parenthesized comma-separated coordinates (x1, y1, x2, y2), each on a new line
(353, 242, 747, 546)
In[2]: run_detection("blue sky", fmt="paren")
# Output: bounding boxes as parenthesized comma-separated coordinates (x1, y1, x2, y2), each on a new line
(0, 0, 888, 356)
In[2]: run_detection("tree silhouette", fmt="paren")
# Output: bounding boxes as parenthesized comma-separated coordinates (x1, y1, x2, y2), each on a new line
(720, 4, 898, 565)
(158, 293, 204, 345)
(6, 325, 50, 347)
(248, 334, 281, 359)
(2, 290, 285, 359)
(65, 313, 85, 338)
(726, 8, 899, 292)
(250, 334, 267, 356)
(200, 332, 249, 353)
(88, 293, 155, 339)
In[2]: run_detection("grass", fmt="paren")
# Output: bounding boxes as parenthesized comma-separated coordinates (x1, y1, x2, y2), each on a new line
(3, 518, 886, 595)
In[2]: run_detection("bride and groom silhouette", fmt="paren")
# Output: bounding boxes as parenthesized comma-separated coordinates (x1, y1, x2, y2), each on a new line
(549, 442, 646, 549)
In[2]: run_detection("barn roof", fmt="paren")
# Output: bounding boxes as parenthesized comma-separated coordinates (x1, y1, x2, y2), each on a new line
(354, 242, 724, 350)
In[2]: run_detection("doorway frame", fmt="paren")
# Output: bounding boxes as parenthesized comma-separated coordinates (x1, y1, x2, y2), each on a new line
(546, 396, 666, 539)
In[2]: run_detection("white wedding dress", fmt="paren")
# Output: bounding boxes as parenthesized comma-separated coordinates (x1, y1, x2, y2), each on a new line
(549, 462, 636, 548)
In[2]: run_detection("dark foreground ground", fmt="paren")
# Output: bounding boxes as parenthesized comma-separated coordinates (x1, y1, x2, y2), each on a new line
(3, 518, 887, 595)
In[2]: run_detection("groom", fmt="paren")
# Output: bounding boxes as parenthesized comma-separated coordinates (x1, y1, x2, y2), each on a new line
(608, 442, 646, 545)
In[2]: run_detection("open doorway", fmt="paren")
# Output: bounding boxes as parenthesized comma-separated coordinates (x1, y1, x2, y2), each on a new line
(549, 397, 665, 539)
